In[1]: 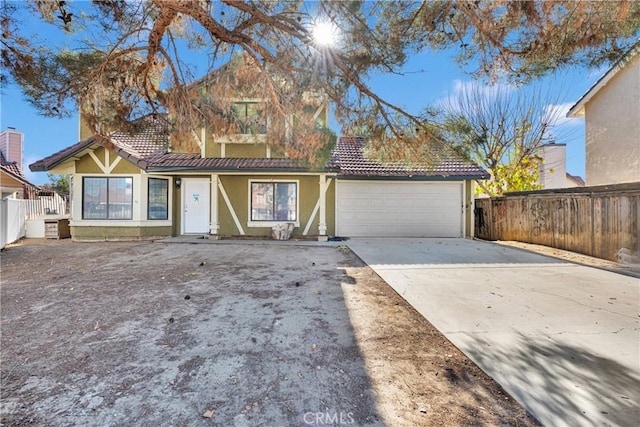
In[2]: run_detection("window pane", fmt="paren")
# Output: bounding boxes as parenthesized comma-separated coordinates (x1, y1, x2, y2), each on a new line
(250, 182, 297, 222)
(246, 103, 266, 134)
(275, 183, 297, 221)
(108, 177, 133, 219)
(83, 178, 107, 219)
(232, 102, 266, 135)
(148, 178, 168, 220)
(251, 182, 273, 221)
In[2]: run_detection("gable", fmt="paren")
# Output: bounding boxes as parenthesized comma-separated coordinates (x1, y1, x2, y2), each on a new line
(0, 169, 25, 188)
(75, 147, 143, 174)
(568, 44, 640, 118)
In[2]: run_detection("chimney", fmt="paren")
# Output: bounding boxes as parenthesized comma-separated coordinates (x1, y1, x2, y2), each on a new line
(539, 143, 567, 189)
(0, 128, 24, 170)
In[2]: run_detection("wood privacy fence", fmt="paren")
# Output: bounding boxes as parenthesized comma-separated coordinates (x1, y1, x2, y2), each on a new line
(474, 183, 640, 262)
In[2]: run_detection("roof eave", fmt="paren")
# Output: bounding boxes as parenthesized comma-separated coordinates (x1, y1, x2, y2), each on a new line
(29, 137, 97, 172)
(29, 136, 152, 172)
(146, 166, 330, 174)
(335, 173, 490, 181)
(567, 41, 640, 119)
(0, 167, 38, 187)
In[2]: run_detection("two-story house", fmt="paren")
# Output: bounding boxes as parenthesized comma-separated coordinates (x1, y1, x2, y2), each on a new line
(567, 41, 640, 186)
(30, 64, 487, 241)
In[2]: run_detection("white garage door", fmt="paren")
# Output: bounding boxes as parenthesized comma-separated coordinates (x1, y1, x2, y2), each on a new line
(336, 180, 463, 237)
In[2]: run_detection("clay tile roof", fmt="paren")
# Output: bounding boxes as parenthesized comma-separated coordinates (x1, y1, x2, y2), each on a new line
(145, 153, 309, 172)
(1, 151, 39, 188)
(30, 114, 169, 172)
(30, 115, 488, 179)
(329, 136, 489, 179)
(109, 114, 169, 159)
(0, 150, 24, 178)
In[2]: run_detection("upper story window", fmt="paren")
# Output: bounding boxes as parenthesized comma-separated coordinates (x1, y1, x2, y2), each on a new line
(232, 102, 266, 135)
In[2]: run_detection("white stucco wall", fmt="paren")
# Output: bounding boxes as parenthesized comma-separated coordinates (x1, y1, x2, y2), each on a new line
(538, 144, 568, 189)
(585, 53, 640, 186)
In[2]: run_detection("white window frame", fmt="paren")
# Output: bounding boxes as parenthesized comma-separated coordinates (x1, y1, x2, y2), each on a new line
(247, 179, 300, 228)
(214, 99, 268, 144)
(82, 176, 133, 220)
(147, 177, 169, 220)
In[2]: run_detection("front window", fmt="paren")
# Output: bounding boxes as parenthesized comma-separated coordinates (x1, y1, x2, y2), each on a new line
(82, 177, 132, 219)
(233, 102, 266, 134)
(251, 182, 297, 221)
(148, 178, 168, 220)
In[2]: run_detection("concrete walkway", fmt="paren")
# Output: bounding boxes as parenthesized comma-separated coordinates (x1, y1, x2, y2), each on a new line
(347, 238, 640, 427)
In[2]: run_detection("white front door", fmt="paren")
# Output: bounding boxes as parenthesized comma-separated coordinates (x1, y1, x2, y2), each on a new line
(182, 178, 210, 234)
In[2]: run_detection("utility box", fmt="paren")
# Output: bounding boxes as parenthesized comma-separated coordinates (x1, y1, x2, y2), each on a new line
(44, 218, 70, 239)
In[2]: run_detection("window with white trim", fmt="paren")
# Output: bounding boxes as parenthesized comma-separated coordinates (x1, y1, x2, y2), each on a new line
(148, 178, 169, 220)
(250, 182, 297, 222)
(82, 177, 133, 219)
(233, 102, 266, 134)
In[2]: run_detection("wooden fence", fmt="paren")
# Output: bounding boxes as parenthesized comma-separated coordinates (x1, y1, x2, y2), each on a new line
(474, 183, 640, 262)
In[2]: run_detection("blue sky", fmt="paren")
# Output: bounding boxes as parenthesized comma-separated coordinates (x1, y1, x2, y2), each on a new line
(1, 4, 598, 185)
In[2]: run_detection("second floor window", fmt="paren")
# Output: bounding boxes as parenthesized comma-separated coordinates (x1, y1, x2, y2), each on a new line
(232, 102, 266, 135)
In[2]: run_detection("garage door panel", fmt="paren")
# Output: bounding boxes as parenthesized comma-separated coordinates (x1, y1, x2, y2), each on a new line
(336, 181, 462, 237)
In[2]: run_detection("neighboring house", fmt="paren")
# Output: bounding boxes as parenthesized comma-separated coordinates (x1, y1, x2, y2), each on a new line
(567, 42, 640, 186)
(30, 76, 487, 241)
(537, 143, 585, 190)
(1, 129, 39, 199)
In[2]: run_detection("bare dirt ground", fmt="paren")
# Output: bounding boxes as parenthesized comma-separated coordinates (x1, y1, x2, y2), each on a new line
(1, 239, 539, 426)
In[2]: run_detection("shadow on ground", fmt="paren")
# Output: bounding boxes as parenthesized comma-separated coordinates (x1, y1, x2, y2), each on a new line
(465, 334, 640, 426)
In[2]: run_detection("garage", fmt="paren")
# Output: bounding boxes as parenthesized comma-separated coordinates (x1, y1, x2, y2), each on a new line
(336, 180, 464, 237)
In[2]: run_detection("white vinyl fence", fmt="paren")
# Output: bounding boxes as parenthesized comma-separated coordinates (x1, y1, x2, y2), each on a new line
(25, 195, 68, 220)
(1, 199, 26, 249)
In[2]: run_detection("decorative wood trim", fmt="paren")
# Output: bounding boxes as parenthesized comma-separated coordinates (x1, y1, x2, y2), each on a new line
(210, 174, 219, 235)
(303, 176, 332, 236)
(106, 156, 122, 173)
(218, 180, 245, 235)
(201, 127, 206, 158)
(312, 105, 324, 121)
(319, 174, 328, 236)
(88, 150, 108, 173)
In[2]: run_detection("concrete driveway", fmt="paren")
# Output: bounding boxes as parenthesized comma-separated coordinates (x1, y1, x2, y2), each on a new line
(347, 238, 640, 427)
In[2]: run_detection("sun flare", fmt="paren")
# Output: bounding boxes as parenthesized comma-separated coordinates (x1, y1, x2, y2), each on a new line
(312, 20, 337, 46)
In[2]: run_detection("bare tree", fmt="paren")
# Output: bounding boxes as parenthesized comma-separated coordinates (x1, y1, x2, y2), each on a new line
(434, 81, 573, 195)
(1, 0, 638, 157)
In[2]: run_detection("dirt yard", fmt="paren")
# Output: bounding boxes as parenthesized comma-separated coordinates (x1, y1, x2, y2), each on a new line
(1, 239, 539, 426)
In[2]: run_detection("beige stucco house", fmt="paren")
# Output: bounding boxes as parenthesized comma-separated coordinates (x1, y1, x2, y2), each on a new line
(567, 42, 640, 186)
(536, 143, 585, 190)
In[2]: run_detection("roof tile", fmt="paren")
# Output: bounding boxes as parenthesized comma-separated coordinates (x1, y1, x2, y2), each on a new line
(330, 136, 488, 178)
(30, 117, 488, 179)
